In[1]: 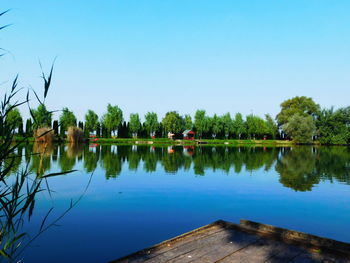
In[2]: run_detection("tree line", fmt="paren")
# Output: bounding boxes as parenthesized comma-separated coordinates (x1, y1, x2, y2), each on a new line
(3, 96, 350, 144)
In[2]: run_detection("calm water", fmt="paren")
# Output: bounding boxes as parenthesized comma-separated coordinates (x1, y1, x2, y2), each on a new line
(8, 144, 350, 263)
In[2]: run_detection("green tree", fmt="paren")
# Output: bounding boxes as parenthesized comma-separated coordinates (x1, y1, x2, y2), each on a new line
(317, 107, 350, 144)
(129, 113, 141, 137)
(144, 112, 158, 137)
(276, 96, 320, 127)
(162, 111, 184, 134)
(96, 122, 101, 137)
(25, 118, 33, 136)
(265, 114, 278, 139)
(84, 109, 99, 134)
(232, 113, 245, 139)
(245, 115, 258, 139)
(283, 113, 316, 143)
(245, 114, 269, 139)
(184, 114, 193, 130)
(18, 121, 23, 135)
(209, 114, 222, 139)
(5, 106, 22, 132)
(52, 120, 59, 135)
(102, 104, 123, 137)
(32, 104, 52, 129)
(59, 107, 77, 134)
(194, 110, 209, 139)
(221, 113, 233, 139)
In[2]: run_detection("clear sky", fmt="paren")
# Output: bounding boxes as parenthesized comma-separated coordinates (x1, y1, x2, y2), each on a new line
(1, 0, 350, 121)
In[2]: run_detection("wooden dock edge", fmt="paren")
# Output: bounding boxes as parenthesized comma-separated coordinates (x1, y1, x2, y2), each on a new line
(109, 219, 350, 262)
(235, 219, 350, 256)
(108, 221, 225, 263)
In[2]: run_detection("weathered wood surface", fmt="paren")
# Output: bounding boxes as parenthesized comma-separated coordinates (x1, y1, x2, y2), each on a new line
(110, 220, 350, 263)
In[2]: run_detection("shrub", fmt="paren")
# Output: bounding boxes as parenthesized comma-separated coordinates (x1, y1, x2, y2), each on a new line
(34, 127, 54, 143)
(67, 126, 84, 143)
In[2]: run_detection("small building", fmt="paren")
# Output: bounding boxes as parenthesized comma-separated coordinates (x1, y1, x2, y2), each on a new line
(167, 132, 175, 139)
(183, 130, 195, 140)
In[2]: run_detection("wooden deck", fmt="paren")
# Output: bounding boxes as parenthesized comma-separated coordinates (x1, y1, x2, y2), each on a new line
(110, 219, 350, 263)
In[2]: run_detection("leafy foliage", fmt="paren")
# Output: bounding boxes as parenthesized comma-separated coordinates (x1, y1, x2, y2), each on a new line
(221, 113, 233, 139)
(276, 96, 320, 127)
(84, 109, 99, 134)
(31, 104, 52, 129)
(317, 107, 350, 145)
(283, 114, 316, 143)
(144, 112, 158, 137)
(59, 107, 77, 132)
(129, 113, 141, 137)
(209, 114, 222, 138)
(232, 113, 245, 139)
(4, 106, 22, 130)
(245, 114, 267, 139)
(194, 110, 209, 138)
(184, 114, 193, 130)
(162, 111, 184, 134)
(102, 104, 123, 137)
(265, 114, 278, 139)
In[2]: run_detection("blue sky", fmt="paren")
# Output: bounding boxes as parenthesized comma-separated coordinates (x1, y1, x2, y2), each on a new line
(1, 0, 350, 121)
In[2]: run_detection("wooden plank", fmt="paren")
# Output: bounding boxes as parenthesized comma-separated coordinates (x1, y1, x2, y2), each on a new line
(110, 220, 350, 263)
(141, 229, 232, 263)
(203, 238, 292, 263)
(109, 222, 225, 263)
(263, 244, 306, 263)
(167, 228, 260, 263)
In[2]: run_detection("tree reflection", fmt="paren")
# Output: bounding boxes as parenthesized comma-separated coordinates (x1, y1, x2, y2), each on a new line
(3, 145, 24, 175)
(59, 145, 76, 171)
(315, 147, 350, 184)
(10, 144, 350, 192)
(275, 147, 319, 191)
(31, 143, 53, 176)
(100, 145, 122, 178)
(83, 145, 100, 173)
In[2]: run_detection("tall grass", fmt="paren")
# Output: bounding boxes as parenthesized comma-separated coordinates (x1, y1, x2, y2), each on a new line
(0, 10, 87, 262)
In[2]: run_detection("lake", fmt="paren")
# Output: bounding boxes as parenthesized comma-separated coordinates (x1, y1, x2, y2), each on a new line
(8, 144, 350, 263)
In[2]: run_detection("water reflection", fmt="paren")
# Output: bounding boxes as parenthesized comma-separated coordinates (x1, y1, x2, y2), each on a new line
(16, 144, 350, 192)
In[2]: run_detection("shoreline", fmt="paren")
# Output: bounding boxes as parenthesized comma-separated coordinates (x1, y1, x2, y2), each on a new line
(8, 137, 350, 146)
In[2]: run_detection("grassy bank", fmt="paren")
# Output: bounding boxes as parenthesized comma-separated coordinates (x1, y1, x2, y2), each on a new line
(93, 138, 295, 146)
(7, 136, 308, 146)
